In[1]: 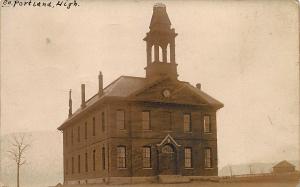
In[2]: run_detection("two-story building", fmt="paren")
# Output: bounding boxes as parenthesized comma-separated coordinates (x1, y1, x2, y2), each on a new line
(58, 3, 223, 185)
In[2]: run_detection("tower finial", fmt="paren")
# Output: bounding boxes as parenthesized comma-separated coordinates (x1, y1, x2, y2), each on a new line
(68, 89, 72, 118)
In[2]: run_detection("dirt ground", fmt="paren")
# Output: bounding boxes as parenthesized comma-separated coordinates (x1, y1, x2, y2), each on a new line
(60, 181, 299, 187)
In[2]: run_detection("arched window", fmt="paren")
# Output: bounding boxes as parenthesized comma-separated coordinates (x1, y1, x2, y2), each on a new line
(152, 45, 155, 63)
(159, 46, 163, 62)
(117, 146, 126, 168)
(162, 144, 174, 153)
(167, 43, 170, 63)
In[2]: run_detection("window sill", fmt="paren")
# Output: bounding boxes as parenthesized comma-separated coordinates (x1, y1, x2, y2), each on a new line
(204, 167, 214, 170)
(204, 132, 213, 135)
(184, 131, 192, 134)
(142, 129, 152, 132)
(184, 167, 194, 170)
(143, 168, 152, 170)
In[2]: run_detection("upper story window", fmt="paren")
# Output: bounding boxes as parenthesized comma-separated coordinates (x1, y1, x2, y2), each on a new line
(204, 115, 211, 133)
(205, 147, 212, 168)
(92, 117, 96, 136)
(183, 114, 191, 132)
(84, 122, 88, 140)
(142, 146, 151, 168)
(117, 146, 126, 168)
(77, 126, 80, 142)
(142, 111, 150, 130)
(101, 112, 105, 132)
(117, 110, 125, 130)
(184, 147, 192, 168)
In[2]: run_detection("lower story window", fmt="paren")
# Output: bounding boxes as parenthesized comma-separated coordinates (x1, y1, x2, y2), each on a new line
(184, 147, 192, 168)
(205, 147, 212, 168)
(142, 146, 151, 168)
(117, 146, 126, 168)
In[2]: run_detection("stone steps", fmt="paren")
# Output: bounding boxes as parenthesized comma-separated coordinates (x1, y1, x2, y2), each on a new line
(158, 175, 191, 184)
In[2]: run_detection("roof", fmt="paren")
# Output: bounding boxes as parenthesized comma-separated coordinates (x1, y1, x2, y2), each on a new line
(184, 82, 224, 108)
(150, 3, 171, 30)
(58, 76, 223, 130)
(273, 160, 295, 168)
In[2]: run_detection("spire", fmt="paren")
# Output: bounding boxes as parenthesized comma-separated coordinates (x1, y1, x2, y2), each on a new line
(150, 3, 171, 31)
(144, 4, 178, 80)
(68, 89, 72, 118)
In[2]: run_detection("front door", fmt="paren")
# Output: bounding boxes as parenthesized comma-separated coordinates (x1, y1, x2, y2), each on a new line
(159, 144, 177, 175)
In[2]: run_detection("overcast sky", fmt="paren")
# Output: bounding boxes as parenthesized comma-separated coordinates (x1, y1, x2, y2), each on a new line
(1, 0, 299, 167)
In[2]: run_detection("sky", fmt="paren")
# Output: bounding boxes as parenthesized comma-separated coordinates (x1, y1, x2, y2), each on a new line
(1, 0, 299, 167)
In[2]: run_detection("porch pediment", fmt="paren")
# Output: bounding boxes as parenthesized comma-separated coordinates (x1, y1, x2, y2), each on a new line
(157, 134, 181, 148)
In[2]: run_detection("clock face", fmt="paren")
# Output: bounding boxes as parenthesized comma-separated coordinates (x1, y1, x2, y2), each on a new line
(162, 89, 171, 98)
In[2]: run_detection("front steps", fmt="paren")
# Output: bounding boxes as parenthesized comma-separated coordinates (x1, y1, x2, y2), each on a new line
(158, 175, 191, 184)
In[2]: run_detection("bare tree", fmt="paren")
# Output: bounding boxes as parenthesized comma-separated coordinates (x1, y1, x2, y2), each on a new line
(7, 134, 30, 187)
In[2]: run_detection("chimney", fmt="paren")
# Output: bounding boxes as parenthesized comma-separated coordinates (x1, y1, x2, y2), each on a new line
(81, 84, 86, 108)
(68, 89, 72, 118)
(196, 83, 201, 90)
(98, 71, 103, 95)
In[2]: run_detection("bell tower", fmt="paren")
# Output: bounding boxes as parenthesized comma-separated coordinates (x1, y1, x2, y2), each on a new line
(144, 3, 178, 80)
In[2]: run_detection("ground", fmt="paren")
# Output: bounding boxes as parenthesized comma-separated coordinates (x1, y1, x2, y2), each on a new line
(59, 181, 299, 187)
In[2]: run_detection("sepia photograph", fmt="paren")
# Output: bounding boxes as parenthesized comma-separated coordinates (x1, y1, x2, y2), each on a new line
(0, 0, 299, 187)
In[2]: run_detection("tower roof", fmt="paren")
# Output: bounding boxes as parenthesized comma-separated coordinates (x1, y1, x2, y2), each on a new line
(149, 3, 171, 30)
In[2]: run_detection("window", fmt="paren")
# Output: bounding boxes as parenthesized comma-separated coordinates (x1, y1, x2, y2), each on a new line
(117, 146, 126, 168)
(92, 117, 96, 136)
(102, 147, 105, 170)
(143, 147, 151, 168)
(78, 155, 81, 173)
(204, 115, 211, 133)
(85, 152, 88, 172)
(71, 128, 74, 145)
(72, 157, 74, 174)
(101, 112, 105, 132)
(117, 110, 125, 130)
(84, 122, 87, 139)
(93, 150, 96, 171)
(183, 114, 191, 132)
(142, 111, 150, 130)
(77, 126, 80, 142)
(65, 159, 68, 175)
(184, 147, 192, 168)
(162, 144, 174, 153)
(205, 148, 212, 168)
